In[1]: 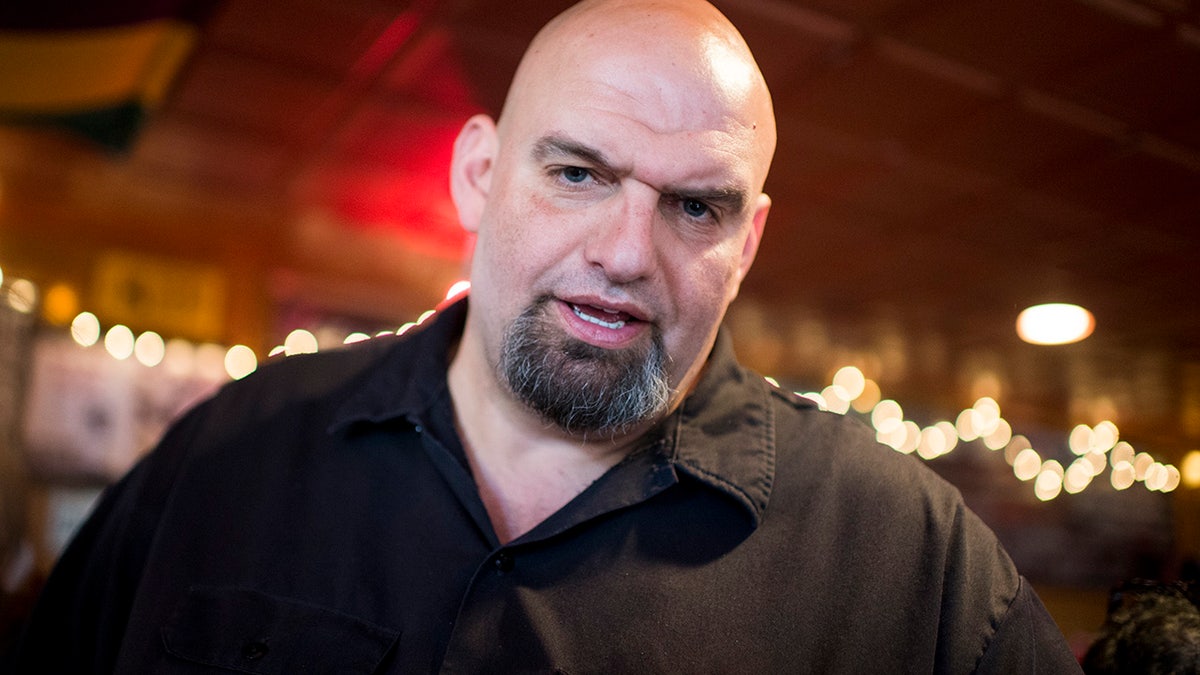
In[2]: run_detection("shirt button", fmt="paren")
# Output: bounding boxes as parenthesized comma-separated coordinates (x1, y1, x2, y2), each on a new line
(242, 639, 270, 660)
(494, 552, 515, 573)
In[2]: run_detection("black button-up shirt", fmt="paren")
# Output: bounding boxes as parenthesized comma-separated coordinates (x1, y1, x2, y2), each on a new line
(12, 299, 1082, 673)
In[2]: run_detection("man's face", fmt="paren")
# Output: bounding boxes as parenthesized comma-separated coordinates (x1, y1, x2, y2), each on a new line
(457, 31, 772, 437)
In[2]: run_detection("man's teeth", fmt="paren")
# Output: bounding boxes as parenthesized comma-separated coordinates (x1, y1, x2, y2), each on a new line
(572, 304, 625, 329)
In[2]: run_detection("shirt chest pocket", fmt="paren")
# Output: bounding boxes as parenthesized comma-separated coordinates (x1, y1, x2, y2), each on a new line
(160, 586, 400, 674)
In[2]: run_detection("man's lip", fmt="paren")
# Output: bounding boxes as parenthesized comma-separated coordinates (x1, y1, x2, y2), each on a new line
(558, 296, 650, 323)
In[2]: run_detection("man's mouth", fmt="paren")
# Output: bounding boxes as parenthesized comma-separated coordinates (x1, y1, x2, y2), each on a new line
(571, 303, 631, 330)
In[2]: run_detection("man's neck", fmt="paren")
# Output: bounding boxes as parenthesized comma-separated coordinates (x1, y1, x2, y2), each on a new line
(446, 324, 654, 544)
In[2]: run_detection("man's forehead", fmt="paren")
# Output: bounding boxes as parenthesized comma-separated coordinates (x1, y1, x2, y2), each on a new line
(497, 0, 775, 184)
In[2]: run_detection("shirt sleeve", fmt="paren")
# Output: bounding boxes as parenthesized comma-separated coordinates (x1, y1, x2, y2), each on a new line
(974, 576, 1085, 674)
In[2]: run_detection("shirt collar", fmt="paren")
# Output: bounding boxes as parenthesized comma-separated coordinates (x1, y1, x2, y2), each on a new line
(329, 298, 467, 432)
(330, 297, 777, 526)
(665, 328, 776, 527)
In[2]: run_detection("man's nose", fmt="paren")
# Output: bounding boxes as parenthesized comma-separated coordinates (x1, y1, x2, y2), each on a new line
(583, 192, 659, 285)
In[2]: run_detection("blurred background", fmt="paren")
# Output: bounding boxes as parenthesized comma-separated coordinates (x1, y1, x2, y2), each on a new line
(2, 0, 1198, 655)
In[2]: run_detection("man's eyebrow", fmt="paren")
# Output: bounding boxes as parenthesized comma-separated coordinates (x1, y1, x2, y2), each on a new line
(532, 135, 612, 169)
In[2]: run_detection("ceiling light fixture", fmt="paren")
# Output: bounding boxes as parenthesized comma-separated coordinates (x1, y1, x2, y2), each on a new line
(1016, 303, 1095, 345)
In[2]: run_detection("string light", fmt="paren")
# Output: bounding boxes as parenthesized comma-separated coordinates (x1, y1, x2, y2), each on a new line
(5, 262, 1185, 499)
(795, 366, 1182, 498)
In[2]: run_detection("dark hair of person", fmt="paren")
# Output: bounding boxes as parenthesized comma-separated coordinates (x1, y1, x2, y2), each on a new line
(1082, 578, 1200, 675)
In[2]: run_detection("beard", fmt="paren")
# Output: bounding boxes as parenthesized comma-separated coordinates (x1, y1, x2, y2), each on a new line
(499, 297, 671, 437)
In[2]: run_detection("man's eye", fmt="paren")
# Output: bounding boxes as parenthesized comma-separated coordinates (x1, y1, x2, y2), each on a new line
(682, 199, 710, 219)
(561, 166, 591, 183)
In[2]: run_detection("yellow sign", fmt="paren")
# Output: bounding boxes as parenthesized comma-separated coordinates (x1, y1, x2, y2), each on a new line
(92, 251, 226, 341)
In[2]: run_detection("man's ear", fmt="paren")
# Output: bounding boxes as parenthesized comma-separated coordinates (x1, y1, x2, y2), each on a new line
(737, 192, 770, 282)
(450, 114, 498, 233)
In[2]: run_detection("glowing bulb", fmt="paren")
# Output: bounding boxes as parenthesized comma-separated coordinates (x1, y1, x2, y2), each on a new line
(1004, 435, 1032, 466)
(163, 339, 196, 376)
(851, 379, 881, 414)
(134, 331, 165, 367)
(1112, 462, 1136, 490)
(71, 311, 101, 347)
(935, 421, 958, 455)
(1110, 441, 1135, 469)
(956, 409, 981, 441)
(1064, 459, 1093, 494)
(1134, 452, 1154, 480)
(872, 400, 903, 428)
(196, 343, 228, 380)
(800, 392, 827, 410)
(1035, 469, 1063, 501)
(1016, 303, 1094, 345)
(899, 421, 921, 455)
(42, 283, 79, 325)
(1182, 451, 1200, 489)
(1068, 424, 1094, 455)
(104, 325, 135, 360)
(918, 426, 945, 460)
(982, 418, 1012, 450)
(284, 329, 318, 356)
(1042, 459, 1065, 478)
(1145, 463, 1168, 491)
(832, 366, 866, 400)
(445, 280, 470, 300)
(6, 278, 37, 313)
(1163, 466, 1181, 493)
(1092, 420, 1119, 451)
(1013, 448, 1042, 481)
(973, 397, 1001, 436)
(821, 385, 851, 414)
(875, 417, 906, 451)
(225, 345, 258, 380)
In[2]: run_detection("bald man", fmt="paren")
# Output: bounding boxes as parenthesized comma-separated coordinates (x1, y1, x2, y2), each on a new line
(11, 1, 1081, 672)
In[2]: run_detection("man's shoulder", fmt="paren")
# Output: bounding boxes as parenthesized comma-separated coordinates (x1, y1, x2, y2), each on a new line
(155, 331, 432, 462)
(765, 385, 924, 470)
(208, 336, 400, 416)
(762, 382, 973, 523)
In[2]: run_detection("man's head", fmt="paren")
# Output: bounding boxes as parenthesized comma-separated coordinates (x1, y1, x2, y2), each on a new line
(450, 0, 776, 438)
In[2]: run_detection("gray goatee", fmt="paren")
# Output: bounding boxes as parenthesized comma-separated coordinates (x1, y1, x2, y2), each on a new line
(499, 297, 671, 436)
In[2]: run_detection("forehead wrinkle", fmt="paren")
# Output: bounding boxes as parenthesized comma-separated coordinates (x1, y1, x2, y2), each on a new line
(532, 134, 619, 172)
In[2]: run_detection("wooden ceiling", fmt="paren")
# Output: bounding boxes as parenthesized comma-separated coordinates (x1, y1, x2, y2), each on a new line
(2, 0, 1198, 463)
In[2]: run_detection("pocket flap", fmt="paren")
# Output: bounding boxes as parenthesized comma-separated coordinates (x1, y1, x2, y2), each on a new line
(162, 586, 399, 674)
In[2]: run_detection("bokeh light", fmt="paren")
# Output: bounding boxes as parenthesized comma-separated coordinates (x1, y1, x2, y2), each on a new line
(284, 329, 319, 356)
(71, 312, 101, 347)
(224, 345, 258, 380)
(104, 325, 135, 360)
(134, 331, 165, 367)
(1016, 303, 1095, 345)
